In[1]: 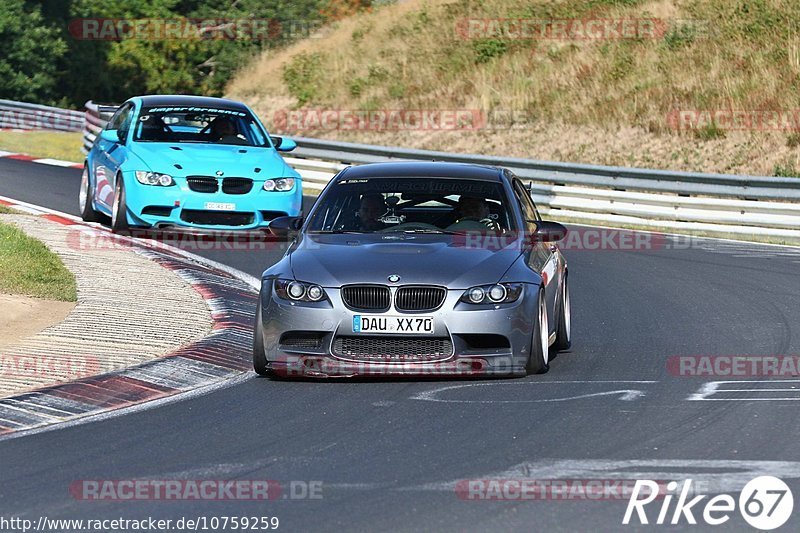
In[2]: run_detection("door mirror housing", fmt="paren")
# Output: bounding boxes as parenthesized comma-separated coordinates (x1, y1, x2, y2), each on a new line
(270, 136, 297, 152)
(268, 216, 303, 238)
(99, 129, 120, 144)
(532, 220, 568, 242)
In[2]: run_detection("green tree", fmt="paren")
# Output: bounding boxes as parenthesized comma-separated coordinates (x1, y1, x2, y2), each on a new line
(22, 0, 331, 106)
(0, 0, 67, 104)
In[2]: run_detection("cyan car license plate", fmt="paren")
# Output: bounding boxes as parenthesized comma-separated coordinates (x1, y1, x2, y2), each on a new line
(204, 202, 236, 211)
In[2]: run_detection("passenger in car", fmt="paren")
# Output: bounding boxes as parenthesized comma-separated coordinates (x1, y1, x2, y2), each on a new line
(356, 193, 388, 231)
(454, 195, 502, 231)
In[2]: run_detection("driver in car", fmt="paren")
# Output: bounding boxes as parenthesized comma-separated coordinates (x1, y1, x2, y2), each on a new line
(356, 193, 388, 231)
(456, 195, 502, 231)
(208, 116, 246, 145)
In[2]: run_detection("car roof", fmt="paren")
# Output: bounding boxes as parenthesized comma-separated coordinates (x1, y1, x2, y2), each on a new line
(339, 162, 504, 182)
(133, 95, 250, 111)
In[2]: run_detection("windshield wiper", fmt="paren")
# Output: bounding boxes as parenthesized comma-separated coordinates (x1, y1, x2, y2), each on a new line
(393, 229, 458, 235)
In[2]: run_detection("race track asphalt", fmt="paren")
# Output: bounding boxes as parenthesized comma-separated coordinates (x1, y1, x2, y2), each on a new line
(1, 158, 799, 531)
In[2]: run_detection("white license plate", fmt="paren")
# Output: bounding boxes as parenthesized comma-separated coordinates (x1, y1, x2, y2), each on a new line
(204, 202, 236, 211)
(353, 315, 434, 335)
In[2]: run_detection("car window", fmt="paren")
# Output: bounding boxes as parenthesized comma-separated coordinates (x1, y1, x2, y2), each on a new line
(106, 103, 132, 131)
(306, 177, 517, 234)
(512, 179, 541, 223)
(248, 120, 268, 146)
(104, 103, 133, 143)
(132, 106, 269, 146)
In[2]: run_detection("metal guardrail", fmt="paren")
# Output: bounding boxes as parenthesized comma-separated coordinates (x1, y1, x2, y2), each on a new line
(82, 101, 117, 154)
(0, 99, 84, 132)
(79, 101, 800, 240)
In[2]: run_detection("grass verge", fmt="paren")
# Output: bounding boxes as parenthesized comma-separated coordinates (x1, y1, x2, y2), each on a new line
(0, 131, 83, 162)
(228, 0, 800, 177)
(0, 219, 77, 301)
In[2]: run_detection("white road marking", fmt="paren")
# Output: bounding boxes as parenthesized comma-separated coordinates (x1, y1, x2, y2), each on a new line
(688, 380, 800, 401)
(32, 158, 79, 167)
(413, 459, 800, 494)
(411, 380, 657, 403)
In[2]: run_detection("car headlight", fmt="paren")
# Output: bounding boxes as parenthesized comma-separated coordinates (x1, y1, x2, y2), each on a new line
(263, 178, 295, 192)
(275, 279, 326, 302)
(460, 283, 523, 304)
(135, 171, 174, 186)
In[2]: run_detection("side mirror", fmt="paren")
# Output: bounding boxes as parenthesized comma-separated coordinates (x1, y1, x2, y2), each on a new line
(99, 129, 120, 143)
(271, 136, 297, 152)
(533, 220, 568, 242)
(268, 216, 303, 239)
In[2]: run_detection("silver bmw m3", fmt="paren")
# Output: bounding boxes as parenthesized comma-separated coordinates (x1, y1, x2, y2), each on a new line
(254, 162, 571, 378)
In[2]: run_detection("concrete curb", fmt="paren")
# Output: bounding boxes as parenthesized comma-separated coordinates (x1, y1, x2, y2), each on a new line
(0, 198, 257, 436)
(0, 214, 213, 396)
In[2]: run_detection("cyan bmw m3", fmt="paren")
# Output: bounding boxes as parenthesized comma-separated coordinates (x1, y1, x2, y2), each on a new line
(80, 95, 302, 232)
(254, 161, 571, 378)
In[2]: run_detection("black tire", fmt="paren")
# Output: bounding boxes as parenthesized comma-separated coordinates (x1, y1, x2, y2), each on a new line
(79, 165, 100, 222)
(553, 274, 572, 351)
(526, 288, 550, 375)
(111, 174, 129, 233)
(253, 301, 271, 376)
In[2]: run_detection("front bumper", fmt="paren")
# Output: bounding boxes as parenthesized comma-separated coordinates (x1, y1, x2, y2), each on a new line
(258, 281, 538, 378)
(123, 174, 303, 230)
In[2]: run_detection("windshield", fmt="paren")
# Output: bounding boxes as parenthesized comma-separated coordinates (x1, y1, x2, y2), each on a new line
(306, 177, 517, 234)
(133, 106, 270, 146)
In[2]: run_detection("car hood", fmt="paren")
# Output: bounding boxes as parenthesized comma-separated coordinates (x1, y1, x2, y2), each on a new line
(130, 143, 295, 178)
(288, 234, 523, 289)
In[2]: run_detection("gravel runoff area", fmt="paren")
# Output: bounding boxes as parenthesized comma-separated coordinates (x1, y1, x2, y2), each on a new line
(0, 214, 213, 397)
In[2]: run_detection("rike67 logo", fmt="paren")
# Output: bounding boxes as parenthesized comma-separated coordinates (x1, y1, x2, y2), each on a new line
(623, 476, 793, 530)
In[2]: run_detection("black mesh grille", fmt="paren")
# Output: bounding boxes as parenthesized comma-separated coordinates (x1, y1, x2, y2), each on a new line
(395, 286, 446, 311)
(187, 176, 218, 193)
(222, 177, 253, 194)
(279, 332, 324, 349)
(333, 336, 453, 361)
(341, 285, 390, 311)
(180, 210, 254, 226)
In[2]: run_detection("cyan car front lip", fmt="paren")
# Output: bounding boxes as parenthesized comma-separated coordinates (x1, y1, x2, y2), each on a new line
(123, 173, 302, 230)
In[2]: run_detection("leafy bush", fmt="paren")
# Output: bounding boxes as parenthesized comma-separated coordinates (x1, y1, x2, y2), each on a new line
(472, 39, 507, 63)
(693, 122, 726, 141)
(0, 0, 67, 104)
(282, 52, 324, 105)
(774, 163, 798, 177)
(2, 0, 331, 107)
